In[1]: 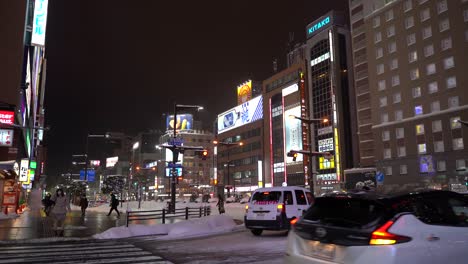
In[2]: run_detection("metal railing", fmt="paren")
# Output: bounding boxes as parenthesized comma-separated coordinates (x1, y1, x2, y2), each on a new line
(126, 206, 211, 227)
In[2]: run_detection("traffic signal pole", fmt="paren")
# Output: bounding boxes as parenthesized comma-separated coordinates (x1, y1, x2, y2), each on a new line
(171, 104, 177, 213)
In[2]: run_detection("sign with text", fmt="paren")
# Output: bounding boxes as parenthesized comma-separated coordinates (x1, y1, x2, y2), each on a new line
(0, 129, 14, 146)
(19, 159, 29, 182)
(106, 156, 118, 168)
(284, 106, 303, 163)
(0, 110, 14, 124)
(218, 95, 263, 134)
(31, 0, 49, 46)
(80, 170, 96, 182)
(318, 138, 334, 152)
(165, 167, 182, 177)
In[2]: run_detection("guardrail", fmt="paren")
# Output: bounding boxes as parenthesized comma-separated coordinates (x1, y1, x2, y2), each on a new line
(126, 206, 211, 227)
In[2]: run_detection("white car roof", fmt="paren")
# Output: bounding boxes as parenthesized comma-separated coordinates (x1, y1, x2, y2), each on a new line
(253, 186, 310, 193)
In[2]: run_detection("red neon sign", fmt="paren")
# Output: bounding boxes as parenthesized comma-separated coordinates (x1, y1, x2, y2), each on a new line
(0, 110, 14, 125)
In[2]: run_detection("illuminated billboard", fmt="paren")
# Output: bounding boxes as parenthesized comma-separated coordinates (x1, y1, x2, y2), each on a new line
(19, 159, 29, 182)
(165, 167, 183, 177)
(284, 106, 303, 164)
(166, 114, 193, 132)
(165, 149, 183, 164)
(31, 0, 49, 46)
(106, 157, 118, 168)
(237, 80, 252, 105)
(0, 111, 14, 125)
(218, 95, 263, 134)
(90, 160, 101, 167)
(0, 129, 13, 147)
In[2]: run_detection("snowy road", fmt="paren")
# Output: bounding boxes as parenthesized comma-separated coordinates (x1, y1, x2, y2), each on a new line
(133, 228, 289, 264)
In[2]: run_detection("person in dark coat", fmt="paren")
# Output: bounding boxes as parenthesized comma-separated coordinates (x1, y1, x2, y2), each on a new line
(42, 193, 53, 216)
(107, 194, 120, 217)
(216, 194, 225, 214)
(79, 196, 89, 216)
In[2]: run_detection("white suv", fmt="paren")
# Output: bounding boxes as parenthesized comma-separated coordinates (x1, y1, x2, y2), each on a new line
(285, 190, 468, 264)
(245, 186, 313, 236)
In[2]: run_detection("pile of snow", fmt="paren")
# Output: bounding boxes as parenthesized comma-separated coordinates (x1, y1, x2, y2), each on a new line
(93, 214, 238, 240)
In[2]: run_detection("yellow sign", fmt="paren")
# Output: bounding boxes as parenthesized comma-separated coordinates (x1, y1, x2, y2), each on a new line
(237, 80, 252, 105)
(319, 157, 335, 170)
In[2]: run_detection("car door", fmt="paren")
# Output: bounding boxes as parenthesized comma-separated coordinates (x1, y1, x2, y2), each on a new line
(294, 190, 309, 217)
(283, 191, 296, 219)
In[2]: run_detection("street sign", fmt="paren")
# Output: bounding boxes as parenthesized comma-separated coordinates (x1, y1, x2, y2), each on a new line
(376, 171, 384, 185)
(168, 137, 184, 146)
(80, 170, 96, 182)
(168, 163, 183, 168)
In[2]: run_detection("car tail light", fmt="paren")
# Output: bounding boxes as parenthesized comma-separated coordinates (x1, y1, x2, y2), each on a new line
(277, 203, 285, 214)
(245, 205, 249, 213)
(370, 220, 411, 245)
(290, 218, 299, 225)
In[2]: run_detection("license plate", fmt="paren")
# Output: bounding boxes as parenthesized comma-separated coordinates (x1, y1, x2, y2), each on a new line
(256, 213, 265, 216)
(305, 241, 335, 260)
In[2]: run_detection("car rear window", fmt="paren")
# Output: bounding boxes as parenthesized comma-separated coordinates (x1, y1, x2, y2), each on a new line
(252, 191, 281, 204)
(303, 197, 385, 228)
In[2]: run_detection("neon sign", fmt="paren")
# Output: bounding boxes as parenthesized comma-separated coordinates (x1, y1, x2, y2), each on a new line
(307, 16, 330, 37)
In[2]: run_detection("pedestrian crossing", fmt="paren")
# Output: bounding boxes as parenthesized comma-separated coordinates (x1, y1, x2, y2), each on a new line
(0, 240, 172, 264)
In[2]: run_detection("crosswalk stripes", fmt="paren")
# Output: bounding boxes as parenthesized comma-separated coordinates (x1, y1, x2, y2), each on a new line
(0, 239, 172, 264)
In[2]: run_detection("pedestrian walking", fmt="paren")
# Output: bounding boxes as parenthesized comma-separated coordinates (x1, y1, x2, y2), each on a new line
(50, 189, 71, 237)
(79, 196, 89, 216)
(216, 194, 225, 214)
(42, 193, 53, 216)
(107, 193, 120, 217)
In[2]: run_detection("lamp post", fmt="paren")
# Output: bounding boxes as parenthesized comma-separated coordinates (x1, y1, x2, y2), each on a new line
(288, 115, 329, 193)
(213, 140, 243, 197)
(127, 141, 139, 214)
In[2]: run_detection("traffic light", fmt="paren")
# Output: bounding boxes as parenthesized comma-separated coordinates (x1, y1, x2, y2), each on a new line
(292, 153, 298, 161)
(136, 166, 140, 171)
(287, 151, 298, 161)
(201, 150, 208, 160)
(151, 167, 156, 171)
(177, 176, 183, 184)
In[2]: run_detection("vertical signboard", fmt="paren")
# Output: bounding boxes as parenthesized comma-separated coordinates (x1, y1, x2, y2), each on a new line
(284, 106, 303, 164)
(299, 71, 309, 184)
(19, 159, 29, 182)
(31, 0, 49, 46)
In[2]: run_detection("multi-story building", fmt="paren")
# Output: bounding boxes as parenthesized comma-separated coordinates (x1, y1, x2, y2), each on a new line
(349, 0, 468, 191)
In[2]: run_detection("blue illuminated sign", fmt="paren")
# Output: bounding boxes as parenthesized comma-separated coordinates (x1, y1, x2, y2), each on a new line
(307, 16, 330, 38)
(31, 0, 49, 46)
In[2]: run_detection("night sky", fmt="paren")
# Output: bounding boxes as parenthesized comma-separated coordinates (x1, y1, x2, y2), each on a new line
(44, 1, 347, 180)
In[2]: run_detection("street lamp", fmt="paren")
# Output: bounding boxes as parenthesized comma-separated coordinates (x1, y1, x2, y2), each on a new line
(214, 140, 243, 197)
(127, 141, 140, 213)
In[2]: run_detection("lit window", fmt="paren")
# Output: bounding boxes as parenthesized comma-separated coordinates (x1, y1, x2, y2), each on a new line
(405, 16, 414, 29)
(451, 117, 462, 129)
(381, 113, 389, 123)
(388, 41, 397, 53)
(380, 96, 388, 107)
(387, 25, 395, 37)
(422, 26, 432, 39)
(415, 105, 423, 115)
(448, 96, 459, 108)
(437, 160, 446, 171)
(431, 101, 440, 112)
(409, 50, 418, 63)
(446, 76, 457, 89)
(384, 148, 392, 159)
(389, 58, 398, 70)
(428, 81, 438, 94)
(400, 164, 408, 174)
(416, 124, 425, 135)
(395, 110, 403, 121)
(439, 18, 450, 32)
(437, 0, 448, 14)
(424, 44, 434, 57)
(426, 63, 436, 75)
(407, 33, 416, 46)
(404, 0, 413, 12)
(413, 86, 421, 98)
(410, 68, 420, 80)
(382, 130, 390, 141)
(385, 166, 393, 176)
(396, 127, 405, 139)
(441, 37, 452, 51)
(444, 56, 455, 69)
(377, 64, 385, 75)
(376, 47, 383, 59)
(420, 8, 430, 22)
(432, 120, 442, 132)
(418, 143, 427, 154)
(457, 159, 466, 170)
(434, 141, 445, 152)
(386, 9, 394, 21)
(393, 92, 401, 104)
(398, 146, 407, 157)
(392, 75, 400, 86)
(373, 16, 381, 28)
(375, 32, 382, 43)
(453, 138, 464, 150)
(378, 80, 386, 91)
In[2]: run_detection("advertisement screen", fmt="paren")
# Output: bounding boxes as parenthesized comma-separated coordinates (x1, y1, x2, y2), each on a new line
(237, 80, 252, 105)
(31, 0, 49, 46)
(106, 157, 118, 168)
(0, 111, 14, 125)
(166, 114, 193, 132)
(284, 107, 303, 163)
(218, 95, 263, 134)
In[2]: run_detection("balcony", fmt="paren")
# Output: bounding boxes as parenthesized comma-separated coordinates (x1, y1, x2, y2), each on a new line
(354, 54, 367, 66)
(353, 39, 366, 51)
(355, 70, 368, 80)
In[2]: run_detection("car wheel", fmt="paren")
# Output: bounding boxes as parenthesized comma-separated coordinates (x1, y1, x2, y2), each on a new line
(251, 229, 263, 236)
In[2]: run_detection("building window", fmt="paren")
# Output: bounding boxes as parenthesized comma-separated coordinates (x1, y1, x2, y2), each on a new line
(375, 32, 382, 43)
(426, 63, 436, 75)
(437, 0, 448, 14)
(396, 127, 405, 139)
(392, 75, 400, 86)
(418, 143, 427, 154)
(420, 8, 431, 22)
(388, 41, 397, 53)
(385, 166, 393, 176)
(439, 18, 450, 32)
(407, 33, 416, 46)
(441, 37, 452, 51)
(437, 160, 446, 171)
(395, 110, 403, 121)
(400, 164, 408, 174)
(451, 117, 462, 129)
(381, 113, 389, 123)
(413, 86, 421, 98)
(393, 92, 401, 104)
(387, 25, 395, 37)
(410, 68, 420, 80)
(409, 50, 418, 63)
(444, 56, 455, 69)
(431, 101, 440, 112)
(448, 96, 459, 108)
(377, 64, 385, 75)
(376, 47, 383, 59)
(405, 16, 415, 29)
(398, 146, 407, 157)
(386, 9, 394, 21)
(434, 140, 445, 152)
(379, 96, 388, 107)
(446, 76, 457, 89)
(415, 105, 423, 116)
(383, 148, 392, 159)
(422, 26, 432, 39)
(456, 159, 466, 170)
(416, 124, 425, 135)
(389, 58, 398, 70)
(424, 44, 434, 57)
(432, 120, 442, 132)
(373, 16, 381, 28)
(428, 81, 438, 94)
(378, 80, 386, 91)
(453, 138, 464, 150)
(404, 0, 413, 12)
(382, 130, 390, 141)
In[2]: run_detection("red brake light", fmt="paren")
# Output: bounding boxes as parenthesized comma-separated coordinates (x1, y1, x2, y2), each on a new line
(370, 220, 411, 245)
(290, 218, 299, 225)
